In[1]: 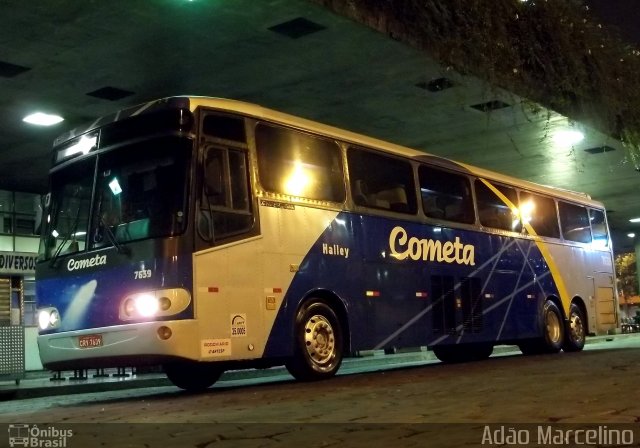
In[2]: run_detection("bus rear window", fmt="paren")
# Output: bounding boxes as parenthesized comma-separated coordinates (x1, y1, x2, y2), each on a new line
(255, 124, 345, 202)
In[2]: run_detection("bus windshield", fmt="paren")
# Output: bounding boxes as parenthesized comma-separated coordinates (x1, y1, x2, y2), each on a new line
(40, 136, 192, 260)
(40, 157, 94, 260)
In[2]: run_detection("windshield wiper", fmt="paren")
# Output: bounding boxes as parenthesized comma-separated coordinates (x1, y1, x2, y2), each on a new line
(99, 214, 130, 256)
(49, 203, 83, 268)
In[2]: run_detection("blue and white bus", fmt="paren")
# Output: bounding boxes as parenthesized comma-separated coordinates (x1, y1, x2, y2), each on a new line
(36, 97, 619, 390)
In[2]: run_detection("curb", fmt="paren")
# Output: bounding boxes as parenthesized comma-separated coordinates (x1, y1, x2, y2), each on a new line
(2, 333, 637, 400)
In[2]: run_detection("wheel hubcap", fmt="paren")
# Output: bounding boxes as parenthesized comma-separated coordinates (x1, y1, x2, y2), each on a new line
(546, 310, 562, 344)
(570, 313, 585, 343)
(304, 314, 335, 367)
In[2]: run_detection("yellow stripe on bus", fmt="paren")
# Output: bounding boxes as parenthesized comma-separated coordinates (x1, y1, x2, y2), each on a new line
(478, 178, 571, 315)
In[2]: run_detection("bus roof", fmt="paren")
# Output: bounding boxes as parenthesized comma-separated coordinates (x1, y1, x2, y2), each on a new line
(56, 95, 604, 209)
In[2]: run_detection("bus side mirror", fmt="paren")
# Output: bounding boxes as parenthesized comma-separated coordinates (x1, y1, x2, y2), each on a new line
(46, 235, 57, 248)
(197, 210, 214, 243)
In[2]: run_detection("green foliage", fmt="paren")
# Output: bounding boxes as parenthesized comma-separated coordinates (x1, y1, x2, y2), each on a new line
(313, 0, 640, 167)
(615, 252, 638, 297)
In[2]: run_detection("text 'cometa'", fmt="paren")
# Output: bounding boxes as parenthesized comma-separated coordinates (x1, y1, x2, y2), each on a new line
(389, 226, 475, 265)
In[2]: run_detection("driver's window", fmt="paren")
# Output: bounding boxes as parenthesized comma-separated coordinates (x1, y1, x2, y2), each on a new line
(202, 146, 253, 242)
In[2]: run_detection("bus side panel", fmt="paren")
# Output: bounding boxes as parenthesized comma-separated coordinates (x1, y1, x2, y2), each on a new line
(264, 212, 571, 356)
(545, 243, 617, 335)
(192, 203, 341, 361)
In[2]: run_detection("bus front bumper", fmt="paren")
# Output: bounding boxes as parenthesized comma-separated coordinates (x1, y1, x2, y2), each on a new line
(37, 320, 201, 370)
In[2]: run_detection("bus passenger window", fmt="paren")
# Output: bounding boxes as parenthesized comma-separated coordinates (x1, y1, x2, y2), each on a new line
(519, 192, 560, 238)
(347, 147, 417, 214)
(475, 180, 520, 232)
(419, 165, 474, 224)
(255, 124, 345, 202)
(558, 201, 592, 243)
(590, 209, 609, 248)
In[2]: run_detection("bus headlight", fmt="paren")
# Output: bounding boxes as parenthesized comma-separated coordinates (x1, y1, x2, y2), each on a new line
(38, 307, 61, 331)
(133, 294, 159, 317)
(119, 288, 190, 321)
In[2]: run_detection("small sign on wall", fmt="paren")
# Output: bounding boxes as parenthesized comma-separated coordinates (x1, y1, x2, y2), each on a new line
(0, 251, 38, 275)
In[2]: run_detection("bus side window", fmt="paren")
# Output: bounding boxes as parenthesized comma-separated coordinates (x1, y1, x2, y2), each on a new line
(347, 146, 417, 215)
(202, 146, 253, 242)
(590, 208, 609, 248)
(255, 123, 345, 202)
(558, 201, 592, 243)
(475, 180, 520, 232)
(204, 152, 225, 206)
(419, 165, 474, 224)
(519, 191, 560, 238)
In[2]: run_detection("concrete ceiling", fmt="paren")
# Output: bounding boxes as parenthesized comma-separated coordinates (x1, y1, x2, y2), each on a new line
(1, 0, 638, 252)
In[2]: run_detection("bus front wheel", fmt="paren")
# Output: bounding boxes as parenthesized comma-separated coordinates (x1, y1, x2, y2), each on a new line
(285, 300, 344, 381)
(164, 361, 223, 391)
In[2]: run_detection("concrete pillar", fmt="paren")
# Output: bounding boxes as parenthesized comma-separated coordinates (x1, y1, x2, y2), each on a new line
(636, 239, 640, 298)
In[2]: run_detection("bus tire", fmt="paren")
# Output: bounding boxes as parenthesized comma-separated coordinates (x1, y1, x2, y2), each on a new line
(164, 361, 223, 392)
(541, 300, 564, 353)
(519, 300, 564, 355)
(562, 303, 586, 352)
(433, 343, 493, 363)
(285, 300, 344, 381)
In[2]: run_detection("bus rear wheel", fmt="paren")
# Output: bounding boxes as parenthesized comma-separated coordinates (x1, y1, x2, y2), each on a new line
(432, 343, 493, 363)
(164, 361, 223, 391)
(285, 300, 344, 381)
(562, 303, 586, 352)
(519, 300, 564, 355)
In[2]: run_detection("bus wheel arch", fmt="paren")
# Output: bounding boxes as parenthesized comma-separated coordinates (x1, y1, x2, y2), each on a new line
(562, 297, 587, 352)
(285, 291, 348, 381)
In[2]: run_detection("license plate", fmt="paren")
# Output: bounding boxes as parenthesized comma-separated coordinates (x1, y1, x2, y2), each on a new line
(78, 334, 103, 348)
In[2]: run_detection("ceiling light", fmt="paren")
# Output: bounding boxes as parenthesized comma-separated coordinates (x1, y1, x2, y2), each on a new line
(23, 112, 64, 126)
(630, 217, 640, 223)
(628, 233, 636, 238)
(553, 129, 584, 146)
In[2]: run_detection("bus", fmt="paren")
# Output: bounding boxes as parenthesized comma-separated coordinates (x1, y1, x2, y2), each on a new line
(36, 96, 619, 391)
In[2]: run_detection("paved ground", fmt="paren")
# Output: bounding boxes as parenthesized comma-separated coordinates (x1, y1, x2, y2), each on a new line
(1, 333, 635, 400)
(1, 334, 639, 447)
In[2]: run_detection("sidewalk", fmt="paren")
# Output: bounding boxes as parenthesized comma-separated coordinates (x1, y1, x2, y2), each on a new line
(1, 333, 634, 400)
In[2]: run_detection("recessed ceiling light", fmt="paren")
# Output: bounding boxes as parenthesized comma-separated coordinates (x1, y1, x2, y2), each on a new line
(23, 112, 64, 126)
(583, 145, 616, 155)
(629, 217, 640, 223)
(268, 17, 326, 39)
(628, 233, 636, 238)
(470, 100, 511, 112)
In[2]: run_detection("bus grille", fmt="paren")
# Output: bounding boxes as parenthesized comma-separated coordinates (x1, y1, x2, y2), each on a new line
(431, 275, 456, 334)
(460, 277, 483, 333)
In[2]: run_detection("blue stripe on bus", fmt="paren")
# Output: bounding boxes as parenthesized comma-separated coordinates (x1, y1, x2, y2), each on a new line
(263, 212, 560, 357)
